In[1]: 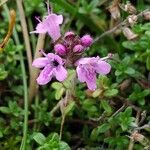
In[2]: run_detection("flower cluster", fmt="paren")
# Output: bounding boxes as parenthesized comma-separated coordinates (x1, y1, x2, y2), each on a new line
(31, 8, 111, 91)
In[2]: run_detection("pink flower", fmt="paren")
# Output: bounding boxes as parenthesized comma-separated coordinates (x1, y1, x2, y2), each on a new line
(76, 56, 111, 90)
(73, 44, 84, 52)
(81, 35, 93, 47)
(54, 44, 66, 55)
(32, 50, 67, 85)
(30, 11, 63, 42)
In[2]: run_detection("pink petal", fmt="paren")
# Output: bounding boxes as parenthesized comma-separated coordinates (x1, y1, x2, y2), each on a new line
(36, 65, 53, 85)
(56, 15, 63, 24)
(76, 66, 86, 82)
(32, 58, 49, 68)
(86, 77, 97, 91)
(45, 14, 62, 41)
(54, 66, 67, 81)
(30, 22, 47, 34)
(47, 53, 63, 65)
(95, 60, 111, 75)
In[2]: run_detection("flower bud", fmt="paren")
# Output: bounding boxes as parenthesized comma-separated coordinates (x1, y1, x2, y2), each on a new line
(54, 44, 66, 55)
(128, 15, 138, 26)
(143, 11, 150, 21)
(64, 31, 75, 38)
(124, 2, 137, 14)
(73, 44, 84, 53)
(108, 4, 120, 20)
(122, 27, 138, 40)
(81, 35, 93, 47)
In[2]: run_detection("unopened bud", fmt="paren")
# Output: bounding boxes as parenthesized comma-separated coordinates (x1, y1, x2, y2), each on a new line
(128, 15, 138, 26)
(73, 44, 84, 53)
(81, 35, 93, 47)
(64, 31, 75, 39)
(122, 27, 138, 40)
(131, 131, 150, 148)
(124, 2, 137, 14)
(143, 11, 150, 21)
(54, 44, 66, 55)
(108, 4, 120, 20)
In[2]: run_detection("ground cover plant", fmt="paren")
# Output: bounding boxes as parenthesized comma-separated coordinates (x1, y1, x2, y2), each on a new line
(0, 0, 150, 150)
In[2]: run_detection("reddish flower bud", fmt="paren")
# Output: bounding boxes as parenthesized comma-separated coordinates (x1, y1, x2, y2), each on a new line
(73, 44, 84, 53)
(64, 31, 75, 38)
(81, 35, 93, 47)
(54, 44, 66, 55)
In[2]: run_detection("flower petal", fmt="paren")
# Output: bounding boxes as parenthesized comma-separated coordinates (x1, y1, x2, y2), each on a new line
(32, 58, 49, 68)
(45, 14, 62, 41)
(47, 53, 63, 65)
(56, 15, 63, 24)
(54, 66, 67, 81)
(76, 66, 86, 82)
(95, 60, 111, 75)
(36, 65, 53, 85)
(86, 76, 97, 91)
(30, 22, 47, 34)
(77, 65, 96, 90)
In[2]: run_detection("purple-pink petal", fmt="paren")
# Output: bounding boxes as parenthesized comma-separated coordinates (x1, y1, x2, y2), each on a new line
(31, 13, 63, 42)
(86, 74, 97, 91)
(32, 57, 49, 68)
(96, 60, 111, 75)
(54, 66, 67, 81)
(36, 64, 53, 85)
(44, 14, 63, 41)
(76, 66, 86, 83)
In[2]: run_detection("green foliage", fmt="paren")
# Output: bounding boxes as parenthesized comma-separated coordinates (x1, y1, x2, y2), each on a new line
(0, 0, 150, 149)
(33, 132, 71, 150)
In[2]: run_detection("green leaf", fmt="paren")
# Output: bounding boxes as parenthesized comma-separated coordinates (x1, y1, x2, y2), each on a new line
(122, 41, 135, 50)
(115, 70, 122, 76)
(101, 100, 112, 114)
(59, 141, 71, 150)
(104, 89, 118, 97)
(125, 67, 135, 75)
(51, 82, 63, 90)
(0, 107, 10, 114)
(90, 128, 99, 141)
(146, 54, 150, 70)
(92, 89, 102, 98)
(33, 132, 46, 145)
(98, 123, 110, 133)
(124, 107, 132, 116)
(64, 101, 75, 115)
(55, 88, 65, 100)
(0, 70, 8, 80)
(0, 131, 3, 138)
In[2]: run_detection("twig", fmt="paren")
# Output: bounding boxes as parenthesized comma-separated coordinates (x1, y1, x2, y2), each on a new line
(128, 108, 141, 150)
(94, 9, 149, 43)
(29, 34, 46, 103)
(50, 100, 62, 116)
(111, 104, 126, 117)
(90, 112, 106, 122)
(135, 124, 150, 130)
(117, 96, 142, 112)
(59, 90, 71, 140)
(16, 0, 32, 80)
(91, 103, 126, 122)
